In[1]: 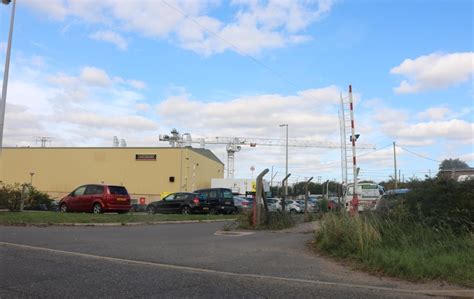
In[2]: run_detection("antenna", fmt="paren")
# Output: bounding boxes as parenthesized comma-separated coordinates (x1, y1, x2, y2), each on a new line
(35, 137, 52, 147)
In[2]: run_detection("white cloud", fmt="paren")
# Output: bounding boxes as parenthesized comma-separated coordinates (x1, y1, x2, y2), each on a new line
(417, 107, 451, 121)
(390, 52, 474, 93)
(127, 79, 146, 90)
(89, 30, 128, 50)
(22, 0, 335, 55)
(156, 85, 342, 139)
(80, 66, 112, 87)
(3, 58, 158, 147)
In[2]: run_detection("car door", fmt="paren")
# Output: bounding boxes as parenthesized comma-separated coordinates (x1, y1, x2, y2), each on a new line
(156, 193, 176, 213)
(170, 193, 186, 213)
(84, 185, 104, 212)
(69, 186, 87, 211)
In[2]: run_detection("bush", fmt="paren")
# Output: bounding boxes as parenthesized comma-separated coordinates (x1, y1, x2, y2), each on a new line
(236, 210, 297, 230)
(319, 198, 329, 213)
(0, 184, 23, 211)
(398, 178, 473, 234)
(315, 212, 474, 286)
(0, 184, 52, 211)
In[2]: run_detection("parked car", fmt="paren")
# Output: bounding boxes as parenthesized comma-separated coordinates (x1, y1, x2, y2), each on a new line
(376, 189, 410, 211)
(23, 204, 48, 211)
(130, 204, 147, 213)
(233, 196, 254, 213)
(328, 199, 341, 211)
(193, 188, 235, 214)
(59, 184, 131, 214)
(147, 192, 207, 215)
(266, 198, 282, 212)
(285, 200, 303, 214)
(50, 200, 60, 212)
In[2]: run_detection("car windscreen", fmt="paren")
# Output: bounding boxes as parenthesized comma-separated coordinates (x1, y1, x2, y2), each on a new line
(109, 186, 128, 195)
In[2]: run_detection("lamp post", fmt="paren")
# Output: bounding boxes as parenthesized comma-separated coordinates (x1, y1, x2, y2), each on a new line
(29, 172, 35, 186)
(279, 124, 288, 199)
(0, 0, 16, 150)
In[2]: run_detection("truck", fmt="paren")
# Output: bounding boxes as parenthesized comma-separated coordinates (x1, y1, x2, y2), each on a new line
(344, 182, 385, 212)
(211, 178, 270, 197)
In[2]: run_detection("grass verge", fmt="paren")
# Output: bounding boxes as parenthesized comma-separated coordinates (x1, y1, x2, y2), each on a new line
(315, 213, 474, 287)
(235, 211, 300, 230)
(0, 211, 236, 225)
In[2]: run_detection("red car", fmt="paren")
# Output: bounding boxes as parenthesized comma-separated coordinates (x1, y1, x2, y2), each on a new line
(59, 184, 131, 214)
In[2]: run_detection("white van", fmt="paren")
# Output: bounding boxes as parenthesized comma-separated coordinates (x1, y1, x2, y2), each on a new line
(344, 183, 384, 212)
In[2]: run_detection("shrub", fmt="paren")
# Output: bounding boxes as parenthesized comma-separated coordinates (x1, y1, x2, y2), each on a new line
(400, 178, 473, 234)
(0, 184, 23, 211)
(236, 210, 297, 230)
(0, 184, 52, 211)
(315, 212, 474, 286)
(319, 198, 329, 213)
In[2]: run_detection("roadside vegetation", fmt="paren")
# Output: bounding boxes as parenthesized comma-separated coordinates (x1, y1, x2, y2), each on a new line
(315, 178, 474, 287)
(0, 211, 236, 225)
(235, 210, 307, 230)
(0, 183, 53, 211)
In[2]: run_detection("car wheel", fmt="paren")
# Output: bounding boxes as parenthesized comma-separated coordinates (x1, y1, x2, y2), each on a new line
(147, 206, 155, 215)
(181, 206, 191, 215)
(209, 207, 218, 215)
(118, 210, 128, 214)
(59, 203, 68, 213)
(290, 209, 297, 214)
(93, 203, 103, 214)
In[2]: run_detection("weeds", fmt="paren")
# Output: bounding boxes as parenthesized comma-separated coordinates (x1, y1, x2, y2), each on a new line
(315, 212, 474, 287)
(236, 210, 298, 230)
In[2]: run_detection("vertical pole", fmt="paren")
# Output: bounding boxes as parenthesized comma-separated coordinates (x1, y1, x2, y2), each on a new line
(281, 173, 291, 212)
(348, 85, 358, 213)
(0, 0, 16, 150)
(393, 141, 398, 189)
(304, 177, 313, 222)
(270, 166, 273, 187)
(254, 168, 269, 227)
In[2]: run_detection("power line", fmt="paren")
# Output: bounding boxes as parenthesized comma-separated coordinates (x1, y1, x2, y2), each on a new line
(399, 146, 440, 163)
(160, 0, 302, 90)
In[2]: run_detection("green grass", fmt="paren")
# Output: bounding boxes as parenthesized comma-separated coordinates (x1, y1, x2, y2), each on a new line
(315, 213, 474, 287)
(235, 211, 300, 230)
(0, 211, 236, 225)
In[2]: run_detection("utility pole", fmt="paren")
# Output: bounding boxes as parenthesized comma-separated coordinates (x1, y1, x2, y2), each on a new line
(279, 124, 289, 199)
(0, 0, 16, 150)
(393, 141, 398, 189)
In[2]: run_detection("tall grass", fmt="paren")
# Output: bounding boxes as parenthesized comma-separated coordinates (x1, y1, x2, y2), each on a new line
(315, 213, 474, 287)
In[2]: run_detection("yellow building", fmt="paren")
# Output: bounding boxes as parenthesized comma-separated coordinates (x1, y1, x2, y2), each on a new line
(0, 147, 224, 204)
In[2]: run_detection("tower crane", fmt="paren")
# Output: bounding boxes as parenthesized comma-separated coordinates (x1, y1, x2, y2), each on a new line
(159, 130, 375, 179)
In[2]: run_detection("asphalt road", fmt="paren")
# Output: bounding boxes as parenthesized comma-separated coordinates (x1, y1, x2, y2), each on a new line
(0, 222, 468, 298)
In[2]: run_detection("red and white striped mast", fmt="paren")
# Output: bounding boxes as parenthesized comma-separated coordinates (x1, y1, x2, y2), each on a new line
(348, 85, 359, 213)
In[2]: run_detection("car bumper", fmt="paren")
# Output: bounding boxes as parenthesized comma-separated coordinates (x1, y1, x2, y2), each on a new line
(103, 203, 131, 212)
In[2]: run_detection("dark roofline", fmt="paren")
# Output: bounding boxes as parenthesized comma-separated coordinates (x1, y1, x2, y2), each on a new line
(439, 168, 474, 172)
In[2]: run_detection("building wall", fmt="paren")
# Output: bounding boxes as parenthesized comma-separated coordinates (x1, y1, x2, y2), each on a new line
(0, 147, 224, 203)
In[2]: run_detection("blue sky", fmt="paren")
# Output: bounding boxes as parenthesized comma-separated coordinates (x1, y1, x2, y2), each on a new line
(1, 0, 473, 184)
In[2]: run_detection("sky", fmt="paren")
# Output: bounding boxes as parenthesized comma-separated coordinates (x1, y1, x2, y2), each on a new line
(1, 0, 473, 185)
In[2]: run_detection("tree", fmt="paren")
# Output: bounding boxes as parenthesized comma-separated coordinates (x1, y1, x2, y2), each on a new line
(439, 158, 469, 170)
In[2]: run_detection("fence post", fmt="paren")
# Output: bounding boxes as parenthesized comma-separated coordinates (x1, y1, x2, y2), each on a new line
(281, 174, 291, 212)
(254, 168, 269, 227)
(304, 177, 314, 222)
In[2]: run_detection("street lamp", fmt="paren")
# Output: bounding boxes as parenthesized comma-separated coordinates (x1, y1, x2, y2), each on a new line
(279, 124, 288, 199)
(0, 0, 16, 150)
(29, 172, 35, 186)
